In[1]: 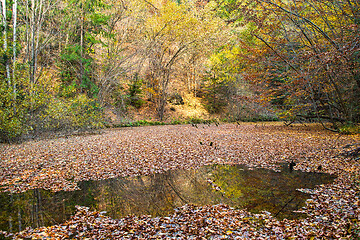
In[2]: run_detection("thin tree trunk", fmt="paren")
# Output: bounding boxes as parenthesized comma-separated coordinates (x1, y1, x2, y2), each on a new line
(1, 0, 11, 85)
(33, 0, 42, 85)
(80, 3, 84, 91)
(12, 0, 17, 113)
(25, 0, 30, 63)
(30, 0, 36, 85)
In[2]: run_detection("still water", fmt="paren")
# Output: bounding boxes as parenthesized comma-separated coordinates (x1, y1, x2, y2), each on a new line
(0, 164, 335, 233)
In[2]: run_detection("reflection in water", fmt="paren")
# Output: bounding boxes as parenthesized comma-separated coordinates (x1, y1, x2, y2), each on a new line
(0, 164, 335, 232)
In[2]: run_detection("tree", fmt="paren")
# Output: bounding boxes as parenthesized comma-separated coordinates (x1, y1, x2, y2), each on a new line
(214, 0, 360, 128)
(1, 0, 10, 84)
(57, 0, 110, 98)
(0, 0, 24, 141)
(23, 0, 59, 89)
(96, 0, 141, 106)
(140, 0, 227, 120)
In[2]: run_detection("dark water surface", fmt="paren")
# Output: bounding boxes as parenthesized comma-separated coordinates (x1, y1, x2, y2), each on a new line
(0, 164, 335, 233)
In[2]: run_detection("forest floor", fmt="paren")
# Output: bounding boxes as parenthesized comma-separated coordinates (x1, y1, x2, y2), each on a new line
(0, 122, 360, 239)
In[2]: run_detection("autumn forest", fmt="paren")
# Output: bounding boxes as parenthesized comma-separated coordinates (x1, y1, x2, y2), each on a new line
(0, 0, 360, 239)
(0, 0, 359, 140)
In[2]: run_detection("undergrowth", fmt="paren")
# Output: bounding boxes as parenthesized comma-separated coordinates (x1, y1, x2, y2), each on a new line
(339, 123, 360, 135)
(110, 117, 221, 128)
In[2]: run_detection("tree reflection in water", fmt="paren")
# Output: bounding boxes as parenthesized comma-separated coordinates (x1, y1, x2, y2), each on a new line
(0, 164, 335, 233)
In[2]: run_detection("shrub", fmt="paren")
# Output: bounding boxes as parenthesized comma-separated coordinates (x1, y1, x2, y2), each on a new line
(127, 76, 145, 109)
(339, 123, 360, 134)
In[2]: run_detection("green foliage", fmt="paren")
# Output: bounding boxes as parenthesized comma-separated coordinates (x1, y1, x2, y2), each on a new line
(0, 72, 30, 142)
(0, 108, 26, 142)
(69, 94, 104, 129)
(202, 44, 248, 114)
(113, 120, 166, 128)
(33, 94, 104, 132)
(111, 117, 221, 128)
(187, 117, 204, 124)
(58, 44, 99, 98)
(57, 0, 110, 98)
(200, 73, 234, 114)
(339, 123, 360, 135)
(169, 119, 183, 125)
(237, 115, 279, 122)
(186, 117, 219, 125)
(127, 76, 144, 109)
(110, 85, 127, 111)
(0, 73, 104, 142)
(59, 81, 78, 98)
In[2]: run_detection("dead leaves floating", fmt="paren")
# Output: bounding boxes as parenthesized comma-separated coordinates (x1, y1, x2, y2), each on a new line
(0, 123, 359, 238)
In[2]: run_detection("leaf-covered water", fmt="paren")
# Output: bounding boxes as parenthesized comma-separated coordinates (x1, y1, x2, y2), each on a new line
(0, 164, 335, 233)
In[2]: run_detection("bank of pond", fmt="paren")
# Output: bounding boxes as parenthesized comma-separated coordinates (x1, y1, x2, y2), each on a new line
(0, 164, 335, 233)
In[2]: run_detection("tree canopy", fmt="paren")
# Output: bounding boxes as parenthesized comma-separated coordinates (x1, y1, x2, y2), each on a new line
(0, 0, 359, 141)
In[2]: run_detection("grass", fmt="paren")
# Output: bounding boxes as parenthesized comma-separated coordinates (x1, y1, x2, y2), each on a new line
(110, 117, 221, 128)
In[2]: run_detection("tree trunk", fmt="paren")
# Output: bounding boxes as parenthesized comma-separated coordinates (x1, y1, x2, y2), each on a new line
(80, 3, 84, 91)
(12, 0, 17, 113)
(1, 0, 11, 85)
(30, 0, 36, 85)
(157, 93, 166, 121)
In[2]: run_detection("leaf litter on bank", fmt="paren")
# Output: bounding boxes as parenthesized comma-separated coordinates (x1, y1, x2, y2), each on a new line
(0, 123, 359, 238)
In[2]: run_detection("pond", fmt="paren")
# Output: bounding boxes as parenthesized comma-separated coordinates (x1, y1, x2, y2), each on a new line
(0, 164, 335, 233)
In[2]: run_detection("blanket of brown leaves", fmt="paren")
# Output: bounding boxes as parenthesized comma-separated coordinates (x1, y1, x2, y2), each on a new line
(0, 122, 359, 239)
